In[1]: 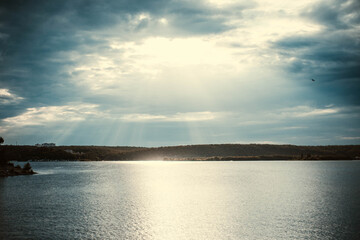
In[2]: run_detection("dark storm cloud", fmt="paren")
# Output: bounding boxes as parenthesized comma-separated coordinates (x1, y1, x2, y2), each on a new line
(275, 36, 319, 49)
(0, 0, 250, 119)
(0, 0, 106, 117)
(275, 33, 360, 79)
(301, 0, 360, 30)
(165, 3, 237, 35)
(273, 0, 360, 105)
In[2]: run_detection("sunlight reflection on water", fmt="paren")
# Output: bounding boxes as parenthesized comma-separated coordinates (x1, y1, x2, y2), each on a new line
(1, 161, 359, 239)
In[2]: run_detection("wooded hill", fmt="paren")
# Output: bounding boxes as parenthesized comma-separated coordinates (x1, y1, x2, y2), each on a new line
(1, 144, 359, 162)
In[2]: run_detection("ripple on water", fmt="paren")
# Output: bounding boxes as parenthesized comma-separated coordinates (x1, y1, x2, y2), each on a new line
(1, 161, 360, 239)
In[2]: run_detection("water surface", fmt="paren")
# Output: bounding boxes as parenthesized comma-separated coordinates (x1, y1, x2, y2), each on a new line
(1, 161, 359, 239)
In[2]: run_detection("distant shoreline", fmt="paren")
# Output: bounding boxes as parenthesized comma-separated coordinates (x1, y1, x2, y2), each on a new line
(19, 159, 360, 162)
(1, 144, 359, 163)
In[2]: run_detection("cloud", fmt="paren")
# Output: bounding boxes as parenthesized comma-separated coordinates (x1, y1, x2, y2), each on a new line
(0, 103, 222, 135)
(0, 88, 24, 104)
(121, 111, 220, 122)
(1, 103, 358, 146)
(233, 105, 342, 123)
(340, 136, 360, 140)
(1, 103, 100, 128)
(282, 106, 340, 118)
(274, 31, 360, 79)
(277, 126, 308, 130)
(301, 0, 360, 30)
(0, 0, 254, 116)
(0, 0, 359, 146)
(272, 0, 360, 105)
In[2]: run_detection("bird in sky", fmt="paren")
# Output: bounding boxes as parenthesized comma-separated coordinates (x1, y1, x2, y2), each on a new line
(311, 78, 315, 82)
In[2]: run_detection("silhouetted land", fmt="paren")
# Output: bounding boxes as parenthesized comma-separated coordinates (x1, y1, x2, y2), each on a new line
(1, 144, 359, 163)
(0, 144, 37, 176)
(0, 162, 36, 177)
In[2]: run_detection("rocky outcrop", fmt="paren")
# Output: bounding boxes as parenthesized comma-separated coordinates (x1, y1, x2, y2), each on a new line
(0, 162, 37, 177)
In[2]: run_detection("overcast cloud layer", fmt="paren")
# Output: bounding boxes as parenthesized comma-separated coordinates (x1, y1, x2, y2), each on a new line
(0, 0, 359, 146)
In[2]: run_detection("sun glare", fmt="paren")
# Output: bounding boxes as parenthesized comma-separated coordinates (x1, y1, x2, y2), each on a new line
(118, 37, 234, 66)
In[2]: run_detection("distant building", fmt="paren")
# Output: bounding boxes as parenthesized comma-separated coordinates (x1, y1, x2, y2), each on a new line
(35, 143, 56, 147)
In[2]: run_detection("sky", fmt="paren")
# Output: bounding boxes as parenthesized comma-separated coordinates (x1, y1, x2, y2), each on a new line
(0, 0, 359, 146)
